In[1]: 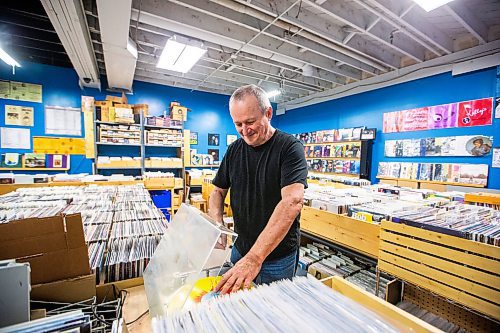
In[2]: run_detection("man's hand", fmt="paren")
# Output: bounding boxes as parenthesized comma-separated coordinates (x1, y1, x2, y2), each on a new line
(214, 252, 262, 294)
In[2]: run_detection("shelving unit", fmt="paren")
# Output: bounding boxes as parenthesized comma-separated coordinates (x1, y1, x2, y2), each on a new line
(377, 176, 486, 189)
(93, 110, 187, 180)
(297, 131, 373, 179)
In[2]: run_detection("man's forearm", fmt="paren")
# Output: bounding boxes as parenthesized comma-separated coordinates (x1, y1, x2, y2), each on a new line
(247, 196, 303, 263)
(208, 187, 227, 223)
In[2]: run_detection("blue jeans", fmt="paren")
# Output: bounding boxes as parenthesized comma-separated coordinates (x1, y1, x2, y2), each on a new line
(230, 246, 299, 284)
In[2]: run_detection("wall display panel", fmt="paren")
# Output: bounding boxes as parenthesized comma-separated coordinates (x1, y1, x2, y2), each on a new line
(377, 161, 488, 186)
(383, 97, 493, 133)
(385, 135, 493, 157)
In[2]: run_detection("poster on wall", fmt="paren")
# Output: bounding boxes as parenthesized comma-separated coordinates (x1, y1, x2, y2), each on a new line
(383, 111, 402, 133)
(428, 103, 458, 129)
(45, 106, 81, 136)
(208, 133, 219, 146)
(0, 81, 43, 103)
(190, 132, 198, 145)
(401, 108, 429, 132)
(384, 135, 493, 157)
(492, 148, 500, 168)
(227, 134, 237, 145)
(0, 127, 31, 149)
(5, 105, 34, 126)
(457, 97, 493, 127)
(208, 149, 219, 162)
(383, 97, 492, 133)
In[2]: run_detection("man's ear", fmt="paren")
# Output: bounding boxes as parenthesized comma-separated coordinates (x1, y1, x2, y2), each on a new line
(266, 106, 273, 120)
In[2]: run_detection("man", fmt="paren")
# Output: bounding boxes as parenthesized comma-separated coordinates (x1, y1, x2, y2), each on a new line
(209, 84, 307, 295)
(470, 138, 491, 156)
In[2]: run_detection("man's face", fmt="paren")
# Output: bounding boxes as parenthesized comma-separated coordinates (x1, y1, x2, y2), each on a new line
(230, 95, 272, 147)
(474, 141, 481, 148)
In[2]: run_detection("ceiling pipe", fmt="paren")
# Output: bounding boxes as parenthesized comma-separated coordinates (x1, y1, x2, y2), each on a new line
(211, 0, 390, 72)
(96, 0, 137, 91)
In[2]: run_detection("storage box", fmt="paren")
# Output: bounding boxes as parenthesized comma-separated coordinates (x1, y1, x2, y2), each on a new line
(0, 214, 91, 285)
(133, 104, 149, 116)
(31, 273, 96, 303)
(171, 105, 187, 121)
(174, 177, 183, 188)
(95, 100, 113, 107)
(144, 178, 175, 188)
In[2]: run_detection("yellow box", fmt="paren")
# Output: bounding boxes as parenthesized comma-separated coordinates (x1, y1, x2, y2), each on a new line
(144, 178, 175, 188)
(171, 105, 187, 121)
(174, 177, 183, 188)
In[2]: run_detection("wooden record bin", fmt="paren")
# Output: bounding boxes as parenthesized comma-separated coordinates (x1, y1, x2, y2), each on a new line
(300, 206, 380, 259)
(378, 220, 500, 329)
(322, 276, 442, 333)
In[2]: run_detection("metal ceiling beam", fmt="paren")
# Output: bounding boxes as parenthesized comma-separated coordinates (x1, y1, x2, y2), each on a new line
(130, 29, 325, 93)
(444, 2, 488, 44)
(135, 56, 303, 99)
(134, 73, 233, 96)
(362, 0, 453, 54)
(130, 1, 362, 80)
(278, 40, 500, 113)
(302, 0, 425, 63)
(131, 22, 343, 88)
(178, 0, 386, 73)
(225, 0, 398, 70)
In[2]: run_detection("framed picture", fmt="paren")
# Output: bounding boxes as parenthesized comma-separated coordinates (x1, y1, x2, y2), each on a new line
(227, 134, 237, 145)
(190, 132, 198, 145)
(208, 149, 220, 162)
(208, 133, 219, 146)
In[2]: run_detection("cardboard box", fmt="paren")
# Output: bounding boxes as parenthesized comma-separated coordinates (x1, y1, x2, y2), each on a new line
(0, 214, 91, 285)
(133, 104, 149, 116)
(174, 177, 183, 188)
(106, 93, 127, 105)
(144, 178, 175, 188)
(31, 273, 96, 303)
(95, 100, 113, 107)
(171, 105, 187, 121)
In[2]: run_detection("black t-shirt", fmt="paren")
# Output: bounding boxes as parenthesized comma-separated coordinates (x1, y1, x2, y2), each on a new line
(212, 129, 308, 261)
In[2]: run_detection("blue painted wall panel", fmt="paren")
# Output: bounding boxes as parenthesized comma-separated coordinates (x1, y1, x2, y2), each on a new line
(275, 68, 500, 189)
(0, 61, 239, 174)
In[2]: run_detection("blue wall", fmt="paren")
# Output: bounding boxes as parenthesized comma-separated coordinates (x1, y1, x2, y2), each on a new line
(275, 67, 500, 189)
(0, 61, 238, 174)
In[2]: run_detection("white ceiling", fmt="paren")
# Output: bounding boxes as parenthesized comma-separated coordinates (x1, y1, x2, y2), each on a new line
(78, 0, 500, 108)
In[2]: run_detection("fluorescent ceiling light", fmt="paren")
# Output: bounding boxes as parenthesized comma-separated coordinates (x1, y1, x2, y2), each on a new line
(266, 90, 281, 98)
(0, 46, 20, 68)
(412, 0, 455, 12)
(156, 36, 207, 73)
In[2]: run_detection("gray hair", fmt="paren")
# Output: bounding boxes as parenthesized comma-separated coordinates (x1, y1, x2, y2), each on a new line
(229, 84, 271, 114)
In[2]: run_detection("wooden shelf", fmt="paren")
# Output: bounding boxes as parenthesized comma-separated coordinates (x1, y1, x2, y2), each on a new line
(186, 165, 219, 168)
(0, 167, 69, 171)
(144, 144, 182, 148)
(96, 120, 138, 126)
(96, 166, 142, 169)
(145, 166, 183, 169)
(100, 135, 141, 139)
(464, 193, 500, 206)
(306, 157, 360, 160)
(98, 128, 140, 132)
(303, 140, 361, 146)
(144, 125, 182, 130)
(379, 220, 500, 321)
(309, 171, 359, 177)
(376, 176, 486, 188)
(96, 142, 141, 146)
(300, 206, 380, 259)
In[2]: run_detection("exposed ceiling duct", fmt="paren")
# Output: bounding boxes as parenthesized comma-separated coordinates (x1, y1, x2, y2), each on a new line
(96, 0, 137, 92)
(40, 0, 100, 89)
